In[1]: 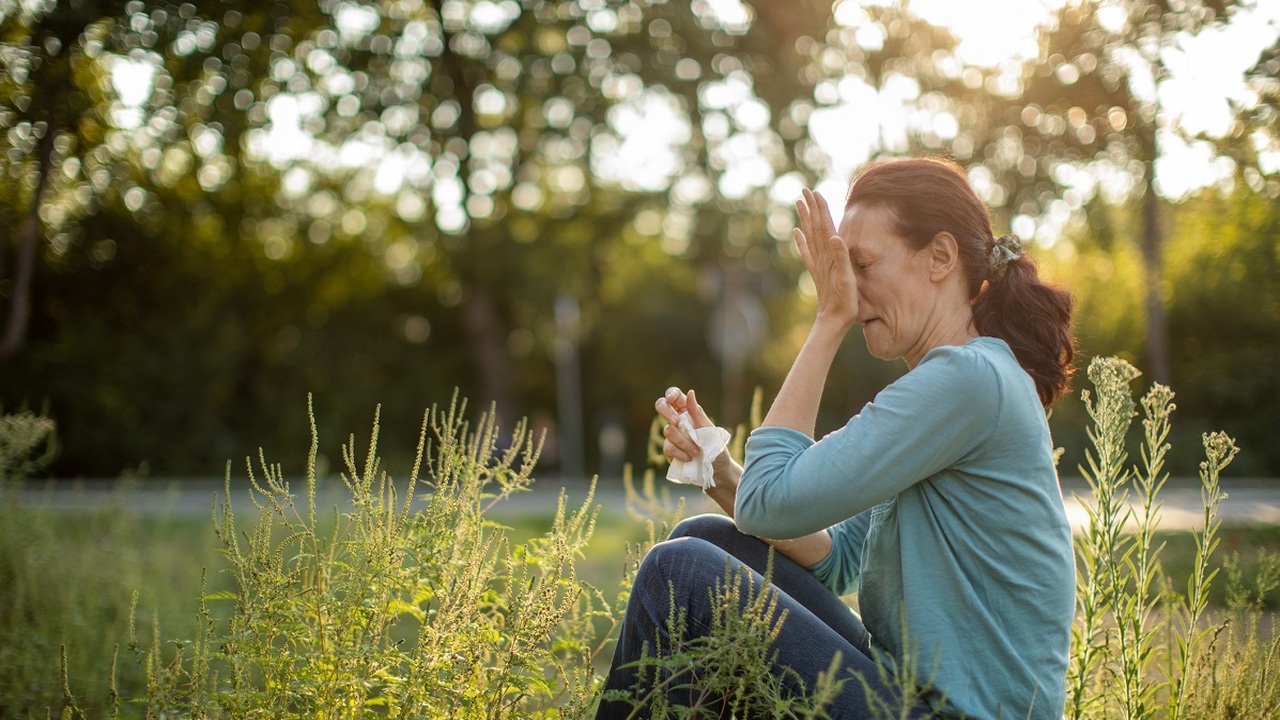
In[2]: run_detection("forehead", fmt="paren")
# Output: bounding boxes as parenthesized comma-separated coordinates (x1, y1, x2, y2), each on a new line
(837, 203, 904, 253)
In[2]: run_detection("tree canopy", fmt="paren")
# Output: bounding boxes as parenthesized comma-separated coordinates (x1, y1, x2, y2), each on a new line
(2, 0, 1277, 477)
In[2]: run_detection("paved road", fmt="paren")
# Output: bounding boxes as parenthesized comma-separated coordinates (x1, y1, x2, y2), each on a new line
(13, 476, 1280, 532)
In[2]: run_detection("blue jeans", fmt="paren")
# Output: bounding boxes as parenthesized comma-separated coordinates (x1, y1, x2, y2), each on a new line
(595, 514, 937, 719)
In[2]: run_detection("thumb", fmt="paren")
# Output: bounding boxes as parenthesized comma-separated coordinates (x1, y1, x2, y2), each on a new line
(686, 389, 714, 428)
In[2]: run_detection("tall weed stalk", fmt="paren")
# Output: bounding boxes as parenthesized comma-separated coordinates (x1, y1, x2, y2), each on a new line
(131, 394, 615, 719)
(598, 557, 849, 719)
(1067, 357, 1244, 720)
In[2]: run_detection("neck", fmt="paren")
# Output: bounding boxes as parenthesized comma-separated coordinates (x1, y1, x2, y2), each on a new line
(904, 301, 978, 369)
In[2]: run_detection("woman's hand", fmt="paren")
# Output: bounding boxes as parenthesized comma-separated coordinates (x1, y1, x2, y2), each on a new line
(655, 387, 741, 513)
(794, 188, 858, 328)
(655, 386, 713, 464)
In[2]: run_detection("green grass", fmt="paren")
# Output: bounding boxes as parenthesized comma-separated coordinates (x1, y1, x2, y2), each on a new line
(2, 483, 1276, 718)
(0, 481, 656, 717)
(0, 490, 228, 716)
(3, 365, 1280, 718)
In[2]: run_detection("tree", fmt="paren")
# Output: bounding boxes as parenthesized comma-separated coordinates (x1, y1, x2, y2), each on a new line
(0, 0, 126, 361)
(1163, 187, 1280, 475)
(955, 0, 1246, 385)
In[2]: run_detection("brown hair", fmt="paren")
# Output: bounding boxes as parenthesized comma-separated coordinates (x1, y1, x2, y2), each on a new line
(845, 157, 1074, 407)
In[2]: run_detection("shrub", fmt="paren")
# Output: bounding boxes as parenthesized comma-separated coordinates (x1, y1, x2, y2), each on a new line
(117, 395, 623, 718)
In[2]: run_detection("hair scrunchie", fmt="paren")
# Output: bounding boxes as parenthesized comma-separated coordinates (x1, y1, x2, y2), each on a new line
(988, 233, 1023, 283)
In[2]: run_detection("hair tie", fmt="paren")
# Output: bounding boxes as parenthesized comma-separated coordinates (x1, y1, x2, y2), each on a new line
(988, 233, 1023, 282)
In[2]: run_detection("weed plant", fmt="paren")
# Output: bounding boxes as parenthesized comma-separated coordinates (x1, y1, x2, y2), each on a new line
(5, 358, 1280, 718)
(111, 394, 629, 718)
(1066, 357, 1280, 720)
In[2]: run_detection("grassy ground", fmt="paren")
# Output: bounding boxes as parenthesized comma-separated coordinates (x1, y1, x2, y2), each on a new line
(0, 483, 654, 717)
(2, 481, 1278, 718)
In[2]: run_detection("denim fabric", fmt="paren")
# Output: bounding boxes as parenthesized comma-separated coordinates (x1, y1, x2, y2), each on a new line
(595, 514, 938, 719)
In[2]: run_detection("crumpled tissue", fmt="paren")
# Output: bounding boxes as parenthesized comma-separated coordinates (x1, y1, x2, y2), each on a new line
(666, 411, 731, 490)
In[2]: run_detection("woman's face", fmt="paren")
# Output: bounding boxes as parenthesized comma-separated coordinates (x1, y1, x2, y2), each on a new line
(836, 203, 937, 365)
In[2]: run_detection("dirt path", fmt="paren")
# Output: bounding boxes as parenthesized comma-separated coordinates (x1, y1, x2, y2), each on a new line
(14, 476, 1280, 531)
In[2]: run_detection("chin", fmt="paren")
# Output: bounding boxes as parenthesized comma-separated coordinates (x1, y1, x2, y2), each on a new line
(861, 325, 892, 360)
(867, 347, 894, 361)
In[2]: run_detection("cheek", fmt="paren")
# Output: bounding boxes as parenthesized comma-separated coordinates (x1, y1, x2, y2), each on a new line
(859, 280, 888, 314)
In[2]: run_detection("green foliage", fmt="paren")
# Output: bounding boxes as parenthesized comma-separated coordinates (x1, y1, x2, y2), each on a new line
(1063, 356, 1278, 720)
(0, 409, 55, 482)
(1163, 188, 1280, 476)
(599, 558, 850, 720)
(118, 394, 618, 718)
(1043, 186, 1280, 477)
(3, 0, 1278, 479)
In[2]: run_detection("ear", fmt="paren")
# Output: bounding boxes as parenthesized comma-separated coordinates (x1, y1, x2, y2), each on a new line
(926, 231, 961, 282)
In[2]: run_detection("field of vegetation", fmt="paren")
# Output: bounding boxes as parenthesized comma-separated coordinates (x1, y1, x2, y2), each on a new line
(2, 359, 1279, 719)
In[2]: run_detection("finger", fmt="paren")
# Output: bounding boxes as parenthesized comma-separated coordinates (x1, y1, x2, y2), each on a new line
(812, 191, 836, 235)
(797, 196, 813, 239)
(802, 193, 830, 249)
(793, 227, 814, 269)
(665, 386, 688, 412)
(663, 423, 699, 459)
(655, 397, 682, 426)
(664, 437, 694, 463)
(686, 389, 713, 427)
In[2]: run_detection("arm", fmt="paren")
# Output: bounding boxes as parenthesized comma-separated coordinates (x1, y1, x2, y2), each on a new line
(736, 348, 1001, 539)
(760, 189, 859, 436)
(657, 389, 833, 568)
(656, 188, 853, 566)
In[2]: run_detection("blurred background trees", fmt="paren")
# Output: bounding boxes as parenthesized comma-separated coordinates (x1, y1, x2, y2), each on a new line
(1, 0, 1277, 479)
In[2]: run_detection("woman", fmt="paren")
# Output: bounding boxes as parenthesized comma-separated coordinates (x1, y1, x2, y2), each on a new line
(595, 157, 1076, 720)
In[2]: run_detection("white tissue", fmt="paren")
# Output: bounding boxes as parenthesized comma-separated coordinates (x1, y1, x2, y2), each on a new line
(666, 411, 731, 490)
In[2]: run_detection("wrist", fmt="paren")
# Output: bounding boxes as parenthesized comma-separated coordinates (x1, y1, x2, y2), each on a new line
(813, 312, 856, 334)
(706, 450, 740, 516)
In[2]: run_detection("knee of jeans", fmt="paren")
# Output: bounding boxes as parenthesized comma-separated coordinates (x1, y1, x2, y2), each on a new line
(639, 535, 724, 587)
(668, 513, 737, 543)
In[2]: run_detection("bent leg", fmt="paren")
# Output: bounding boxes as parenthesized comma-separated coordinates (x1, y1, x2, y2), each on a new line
(594, 535, 934, 720)
(669, 513, 871, 655)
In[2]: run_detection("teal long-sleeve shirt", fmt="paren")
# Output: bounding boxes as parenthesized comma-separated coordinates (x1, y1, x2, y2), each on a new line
(737, 337, 1074, 720)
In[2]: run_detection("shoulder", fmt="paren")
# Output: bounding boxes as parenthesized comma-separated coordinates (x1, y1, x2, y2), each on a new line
(861, 339, 1005, 433)
(907, 338, 1008, 400)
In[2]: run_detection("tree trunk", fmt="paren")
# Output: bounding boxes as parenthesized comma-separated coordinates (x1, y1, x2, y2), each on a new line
(1141, 166, 1170, 385)
(462, 285, 513, 417)
(428, 0, 513, 415)
(0, 117, 55, 364)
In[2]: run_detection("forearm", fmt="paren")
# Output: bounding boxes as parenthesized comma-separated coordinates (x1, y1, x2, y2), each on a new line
(761, 318, 850, 436)
(705, 451, 741, 518)
(766, 530, 833, 568)
(708, 452, 833, 567)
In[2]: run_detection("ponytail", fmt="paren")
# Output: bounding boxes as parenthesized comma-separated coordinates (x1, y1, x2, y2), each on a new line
(973, 256, 1074, 407)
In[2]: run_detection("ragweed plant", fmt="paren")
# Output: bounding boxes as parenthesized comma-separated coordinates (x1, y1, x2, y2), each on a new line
(1066, 357, 1243, 720)
(0, 409, 56, 484)
(126, 394, 614, 719)
(599, 557, 849, 720)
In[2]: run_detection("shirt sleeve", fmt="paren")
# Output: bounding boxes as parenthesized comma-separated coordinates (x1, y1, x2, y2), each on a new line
(735, 344, 1001, 540)
(806, 511, 872, 596)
